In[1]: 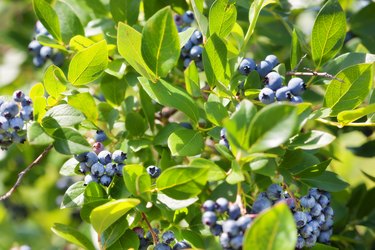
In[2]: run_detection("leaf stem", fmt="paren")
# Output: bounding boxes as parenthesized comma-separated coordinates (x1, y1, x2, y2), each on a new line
(316, 118, 375, 128)
(0, 144, 53, 201)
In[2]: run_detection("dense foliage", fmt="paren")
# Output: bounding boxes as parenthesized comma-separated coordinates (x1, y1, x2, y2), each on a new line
(0, 0, 375, 249)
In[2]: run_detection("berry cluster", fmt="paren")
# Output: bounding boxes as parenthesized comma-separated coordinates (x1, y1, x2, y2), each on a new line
(0, 90, 33, 150)
(133, 227, 191, 250)
(238, 55, 306, 104)
(202, 198, 252, 250)
(28, 21, 64, 67)
(75, 146, 127, 187)
(174, 11, 204, 71)
(253, 184, 334, 249)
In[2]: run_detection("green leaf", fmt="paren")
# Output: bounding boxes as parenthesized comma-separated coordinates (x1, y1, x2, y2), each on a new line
(204, 101, 229, 126)
(69, 35, 95, 51)
(153, 123, 183, 146)
(59, 158, 79, 176)
(109, 0, 140, 25)
(224, 100, 256, 153)
(100, 74, 127, 106)
(139, 87, 155, 131)
(191, 0, 208, 36)
(337, 103, 375, 126)
(287, 130, 336, 150)
(179, 27, 196, 49)
(68, 92, 98, 123)
(141, 7, 180, 77)
(184, 61, 201, 97)
(347, 140, 375, 158)
(324, 63, 373, 116)
(203, 34, 228, 87)
(209, 0, 237, 38)
(311, 0, 346, 67)
(68, 40, 108, 85)
(32, 0, 62, 41)
(226, 160, 245, 184)
(157, 193, 199, 210)
(98, 103, 119, 130)
(190, 158, 226, 181)
(290, 28, 302, 70)
(107, 229, 140, 250)
(361, 170, 375, 183)
(123, 164, 152, 201)
(84, 182, 107, 203)
(323, 52, 375, 76)
(311, 243, 339, 250)
(51, 223, 95, 250)
(249, 104, 297, 153)
(101, 215, 129, 249)
(55, 1, 84, 44)
(52, 128, 91, 155)
(215, 144, 235, 160)
(43, 65, 67, 98)
(300, 171, 349, 192)
(42, 104, 85, 129)
(80, 200, 108, 223)
(138, 78, 200, 124)
(117, 23, 157, 81)
(156, 165, 209, 200)
(349, 3, 375, 52)
(105, 59, 127, 79)
(61, 181, 86, 208)
(168, 129, 204, 156)
(294, 160, 332, 178)
(32, 96, 47, 123)
(125, 112, 147, 137)
(243, 203, 297, 250)
(90, 198, 140, 233)
(27, 122, 54, 145)
(36, 35, 67, 51)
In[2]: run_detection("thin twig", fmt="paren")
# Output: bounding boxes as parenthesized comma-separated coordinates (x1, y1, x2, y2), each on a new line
(0, 144, 53, 201)
(316, 118, 375, 128)
(292, 54, 307, 72)
(141, 212, 158, 245)
(282, 182, 300, 210)
(235, 182, 246, 215)
(286, 69, 344, 82)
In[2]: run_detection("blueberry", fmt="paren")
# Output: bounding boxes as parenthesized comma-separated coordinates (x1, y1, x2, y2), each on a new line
(182, 10, 194, 24)
(183, 57, 191, 68)
(306, 213, 313, 223)
(300, 195, 316, 209)
(98, 150, 112, 165)
(161, 230, 175, 244)
(1, 101, 19, 118)
(202, 200, 215, 212)
(228, 203, 241, 220)
(21, 96, 32, 107)
(265, 54, 279, 68)
(318, 229, 332, 243)
(275, 86, 292, 101)
(264, 72, 282, 91)
(79, 162, 89, 174)
(100, 175, 112, 186)
(294, 211, 308, 228)
(237, 215, 252, 231)
(300, 224, 314, 238)
(179, 122, 193, 129)
(219, 138, 230, 149)
(215, 197, 229, 213)
(13, 90, 25, 102)
(95, 130, 107, 142)
(92, 142, 104, 154)
(291, 95, 303, 103)
(323, 206, 334, 217)
(10, 117, 24, 130)
(11, 132, 26, 143)
(256, 60, 273, 78)
(305, 235, 317, 248)
(0, 116, 10, 131)
(210, 223, 223, 236)
(74, 152, 87, 162)
(115, 163, 125, 176)
(91, 162, 105, 177)
(309, 188, 321, 200)
(40, 46, 53, 59)
(258, 88, 275, 104)
(105, 163, 116, 176)
(190, 30, 203, 45)
(220, 128, 227, 138)
(20, 106, 33, 121)
(181, 40, 193, 54)
(145, 228, 160, 242)
(230, 235, 243, 250)
(266, 184, 283, 201)
(295, 236, 305, 249)
(252, 197, 272, 213)
(112, 150, 127, 163)
(155, 243, 172, 250)
(311, 203, 323, 217)
(172, 241, 191, 250)
(318, 194, 330, 208)
(174, 14, 183, 26)
(219, 233, 231, 248)
(86, 151, 98, 167)
(33, 56, 45, 67)
(287, 77, 306, 96)
(52, 53, 64, 66)
(28, 40, 42, 54)
(190, 46, 203, 61)
(84, 174, 98, 185)
(238, 58, 256, 75)
(321, 217, 333, 231)
(202, 211, 217, 226)
(147, 165, 161, 178)
(132, 227, 145, 238)
(315, 213, 326, 225)
(196, 60, 204, 71)
(284, 198, 296, 210)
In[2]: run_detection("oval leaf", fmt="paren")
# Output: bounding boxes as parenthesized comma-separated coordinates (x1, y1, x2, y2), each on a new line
(168, 129, 204, 156)
(52, 128, 91, 155)
(51, 223, 95, 250)
(32, 0, 62, 41)
(209, 0, 237, 38)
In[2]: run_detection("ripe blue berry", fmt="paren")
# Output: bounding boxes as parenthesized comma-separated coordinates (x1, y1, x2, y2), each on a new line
(296, 236, 305, 249)
(318, 194, 330, 209)
(287, 77, 306, 96)
(0, 116, 10, 131)
(155, 243, 172, 250)
(228, 203, 241, 220)
(265, 54, 279, 68)
(100, 175, 112, 186)
(1, 101, 19, 118)
(190, 30, 203, 45)
(236, 215, 252, 231)
(311, 203, 323, 217)
(294, 211, 308, 228)
(202, 200, 215, 212)
(21, 96, 32, 107)
(146, 228, 160, 241)
(202, 211, 217, 226)
(182, 10, 194, 24)
(258, 87, 275, 104)
(52, 53, 64, 66)
(309, 188, 321, 200)
(74, 152, 87, 162)
(266, 184, 283, 201)
(147, 165, 161, 178)
(315, 213, 326, 225)
(300, 224, 314, 238)
(13, 90, 25, 102)
(305, 235, 317, 248)
(79, 162, 89, 174)
(91, 162, 105, 177)
(112, 150, 127, 163)
(321, 217, 333, 231)
(300, 195, 316, 209)
(33, 56, 45, 67)
(291, 95, 303, 103)
(252, 197, 272, 213)
(264, 72, 282, 91)
(183, 57, 191, 68)
(105, 163, 116, 176)
(40, 46, 53, 59)
(84, 174, 98, 185)
(28, 40, 42, 54)
(115, 163, 125, 176)
(318, 229, 332, 243)
(275, 86, 292, 101)
(86, 151, 98, 167)
(172, 241, 191, 250)
(10, 117, 24, 130)
(98, 150, 112, 165)
(323, 206, 334, 217)
(95, 130, 107, 142)
(210, 224, 223, 236)
(215, 197, 229, 213)
(162, 230, 175, 244)
(230, 235, 243, 250)
(238, 58, 256, 75)
(190, 45, 203, 61)
(256, 60, 273, 78)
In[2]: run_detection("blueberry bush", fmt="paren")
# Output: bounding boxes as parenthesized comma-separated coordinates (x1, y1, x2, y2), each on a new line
(1, 0, 375, 249)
